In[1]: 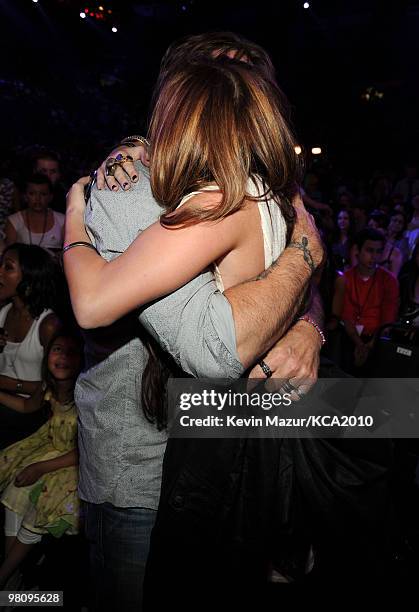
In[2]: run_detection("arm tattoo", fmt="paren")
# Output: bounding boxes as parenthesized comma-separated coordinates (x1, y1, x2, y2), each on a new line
(288, 236, 315, 273)
(255, 256, 281, 280)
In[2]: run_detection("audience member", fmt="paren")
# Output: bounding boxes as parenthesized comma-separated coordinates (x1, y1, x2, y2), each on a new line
(0, 243, 61, 448)
(5, 174, 65, 258)
(331, 209, 355, 272)
(386, 210, 410, 265)
(332, 228, 399, 371)
(350, 199, 368, 233)
(31, 151, 66, 214)
(365, 211, 403, 276)
(0, 331, 82, 589)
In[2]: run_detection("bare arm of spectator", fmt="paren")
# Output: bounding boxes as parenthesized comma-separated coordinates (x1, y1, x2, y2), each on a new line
(0, 376, 40, 397)
(0, 384, 44, 413)
(389, 247, 403, 277)
(15, 449, 78, 487)
(39, 313, 62, 349)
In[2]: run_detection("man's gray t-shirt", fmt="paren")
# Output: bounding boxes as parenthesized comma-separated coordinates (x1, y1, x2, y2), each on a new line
(76, 163, 244, 509)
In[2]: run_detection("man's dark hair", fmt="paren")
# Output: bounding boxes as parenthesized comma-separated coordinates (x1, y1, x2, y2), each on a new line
(2, 243, 59, 317)
(153, 31, 280, 108)
(355, 228, 385, 250)
(161, 31, 275, 75)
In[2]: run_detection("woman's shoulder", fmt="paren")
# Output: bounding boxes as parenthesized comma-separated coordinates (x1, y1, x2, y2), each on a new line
(38, 312, 61, 347)
(0, 301, 12, 324)
(177, 187, 222, 211)
(51, 210, 65, 225)
(7, 210, 23, 227)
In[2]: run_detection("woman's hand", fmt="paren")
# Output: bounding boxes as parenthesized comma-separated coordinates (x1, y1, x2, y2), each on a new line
(66, 177, 91, 214)
(96, 144, 148, 191)
(15, 462, 45, 487)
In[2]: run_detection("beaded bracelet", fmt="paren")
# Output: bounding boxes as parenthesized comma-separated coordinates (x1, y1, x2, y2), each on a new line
(297, 315, 326, 345)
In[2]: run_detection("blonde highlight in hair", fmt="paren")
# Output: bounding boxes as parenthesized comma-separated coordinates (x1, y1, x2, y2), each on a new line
(148, 58, 301, 239)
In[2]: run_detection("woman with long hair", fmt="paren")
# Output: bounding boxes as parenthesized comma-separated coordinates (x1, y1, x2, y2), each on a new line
(330, 209, 355, 272)
(0, 244, 61, 448)
(64, 59, 319, 332)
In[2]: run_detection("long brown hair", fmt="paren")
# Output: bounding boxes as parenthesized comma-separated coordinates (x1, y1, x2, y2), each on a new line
(142, 54, 302, 428)
(148, 57, 301, 240)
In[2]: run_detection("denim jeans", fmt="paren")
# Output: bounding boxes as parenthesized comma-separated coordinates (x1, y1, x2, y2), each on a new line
(84, 501, 156, 612)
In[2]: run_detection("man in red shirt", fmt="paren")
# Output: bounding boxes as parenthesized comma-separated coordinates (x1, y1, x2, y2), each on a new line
(334, 227, 399, 370)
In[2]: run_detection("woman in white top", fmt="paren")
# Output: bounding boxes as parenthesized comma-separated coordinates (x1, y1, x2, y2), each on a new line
(0, 243, 61, 448)
(5, 174, 65, 258)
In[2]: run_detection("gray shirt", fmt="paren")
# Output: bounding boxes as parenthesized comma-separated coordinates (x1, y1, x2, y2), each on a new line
(76, 163, 244, 509)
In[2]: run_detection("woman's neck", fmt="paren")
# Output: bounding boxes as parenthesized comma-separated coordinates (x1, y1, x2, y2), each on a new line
(11, 297, 33, 320)
(53, 380, 75, 404)
(27, 208, 48, 219)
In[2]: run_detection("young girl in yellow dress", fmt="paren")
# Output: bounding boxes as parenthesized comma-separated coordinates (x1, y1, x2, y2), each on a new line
(0, 331, 82, 588)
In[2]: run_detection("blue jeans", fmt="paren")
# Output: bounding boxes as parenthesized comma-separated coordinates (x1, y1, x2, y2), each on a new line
(84, 502, 156, 612)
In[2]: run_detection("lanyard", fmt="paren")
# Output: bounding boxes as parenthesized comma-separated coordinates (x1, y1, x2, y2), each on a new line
(353, 271, 377, 322)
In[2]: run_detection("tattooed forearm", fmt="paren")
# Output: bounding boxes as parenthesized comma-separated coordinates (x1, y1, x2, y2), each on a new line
(255, 257, 281, 280)
(288, 236, 315, 273)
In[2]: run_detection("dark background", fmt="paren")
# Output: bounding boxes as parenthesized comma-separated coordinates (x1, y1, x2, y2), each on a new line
(1, 0, 419, 179)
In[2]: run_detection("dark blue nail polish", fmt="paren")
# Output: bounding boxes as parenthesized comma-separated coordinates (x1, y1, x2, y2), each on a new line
(132, 175, 138, 182)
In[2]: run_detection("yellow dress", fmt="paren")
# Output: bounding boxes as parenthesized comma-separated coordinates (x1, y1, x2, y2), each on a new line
(0, 391, 79, 537)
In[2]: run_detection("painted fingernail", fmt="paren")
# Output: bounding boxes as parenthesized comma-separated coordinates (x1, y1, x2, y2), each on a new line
(123, 182, 129, 189)
(112, 185, 117, 190)
(132, 175, 138, 182)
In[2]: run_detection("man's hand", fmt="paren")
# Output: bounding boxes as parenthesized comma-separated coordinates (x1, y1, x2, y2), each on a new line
(15, 462, 45, 487)
(291, 194, 324, 270)
(248, 319, 321, 399)
(96, 145, 149, 191)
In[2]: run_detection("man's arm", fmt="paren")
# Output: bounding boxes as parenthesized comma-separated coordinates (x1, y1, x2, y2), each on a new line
(225, 195, 323, 367)
(87, 158, 324, 381)
(139, 194, 323, 379)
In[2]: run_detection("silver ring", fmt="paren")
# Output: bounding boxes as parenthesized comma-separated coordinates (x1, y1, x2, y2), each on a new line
(258, 359, 273, 378)
(281, 381, 296, 394)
